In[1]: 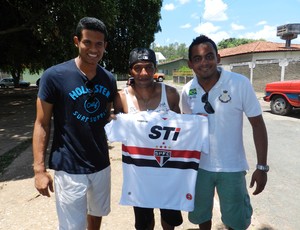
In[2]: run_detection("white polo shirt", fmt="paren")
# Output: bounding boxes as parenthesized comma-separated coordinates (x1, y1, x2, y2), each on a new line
(181, 67, 262, 172)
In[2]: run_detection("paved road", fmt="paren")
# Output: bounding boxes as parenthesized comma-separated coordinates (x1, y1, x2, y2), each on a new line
(162, 80, 300, 229)
(1, 81, 300, 229)
(244, 101, 300, 230)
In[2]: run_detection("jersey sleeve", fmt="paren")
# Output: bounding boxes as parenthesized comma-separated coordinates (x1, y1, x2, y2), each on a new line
(105, 114, 129, 142)
(186, 114, 209, 155)
(197, 115, 209, 154)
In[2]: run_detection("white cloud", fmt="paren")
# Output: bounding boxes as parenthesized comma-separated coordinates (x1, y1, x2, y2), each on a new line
(193, 22, 231, 43)
(191, 13, 200, 20)
(154, 42, 162, 47)
(242, 25, 277, 41)
(231, 23, 245, 31)
(257, 21, 267, 26)
(167, 38, 172, 43)
(178, 0, 190, 4)
(164, 3, 175, 11)
(158, 38, 172, 45)
(180, 23, 192, 29)
(203, 0, 228, 21)
(194, 22, 220, 34)
(210, 31, 231, 43)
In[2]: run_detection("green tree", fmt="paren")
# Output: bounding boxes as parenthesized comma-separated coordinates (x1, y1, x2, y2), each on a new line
(152, 42, 188, 61)
(0, 0, 162, 84)
(218, 38, 265, 49)
(0, 0, 117, 83)
(106, 0, 162, 73)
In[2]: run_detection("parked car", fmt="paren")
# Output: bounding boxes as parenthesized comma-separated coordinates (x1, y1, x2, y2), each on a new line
(153, 73, 165, 82)
(0, 78, 14, 88)
(19, 80, 30, 87)
(125, 73, 165, 86)
(0, 78, 30, 88)
(263, 80, 300, 115)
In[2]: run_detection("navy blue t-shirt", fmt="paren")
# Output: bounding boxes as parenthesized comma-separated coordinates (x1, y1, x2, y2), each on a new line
(38, 59, 117, 174)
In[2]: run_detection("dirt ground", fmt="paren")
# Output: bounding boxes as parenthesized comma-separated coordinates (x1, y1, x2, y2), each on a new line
(0, 86, 261, 230)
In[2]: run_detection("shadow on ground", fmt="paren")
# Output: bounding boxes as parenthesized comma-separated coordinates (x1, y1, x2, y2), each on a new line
(0, 87, 38, 182)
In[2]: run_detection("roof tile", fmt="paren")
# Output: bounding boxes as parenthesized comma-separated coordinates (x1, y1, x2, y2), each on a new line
(219, 41, 300, 57)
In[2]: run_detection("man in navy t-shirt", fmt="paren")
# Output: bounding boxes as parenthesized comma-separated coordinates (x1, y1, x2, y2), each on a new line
(32, 17, 117, 230)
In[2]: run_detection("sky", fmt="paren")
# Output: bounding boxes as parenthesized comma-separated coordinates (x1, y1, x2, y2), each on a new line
(154, 0, 300, 46)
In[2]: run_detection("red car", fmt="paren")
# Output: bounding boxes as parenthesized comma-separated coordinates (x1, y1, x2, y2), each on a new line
(153, 73, 165, 82)
(263, 80, 300, 115)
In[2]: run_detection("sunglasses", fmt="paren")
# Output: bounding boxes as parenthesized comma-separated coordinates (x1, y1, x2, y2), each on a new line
(85, 80, 95, 102)
(201, 92, 215, 114)
(132, 64, 155, 74)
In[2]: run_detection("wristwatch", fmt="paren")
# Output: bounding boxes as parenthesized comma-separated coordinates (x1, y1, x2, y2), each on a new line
(256, 164, 269, 172)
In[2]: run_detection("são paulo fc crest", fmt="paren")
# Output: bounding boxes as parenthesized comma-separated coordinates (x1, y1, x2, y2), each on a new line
(154, 150, 171, 167)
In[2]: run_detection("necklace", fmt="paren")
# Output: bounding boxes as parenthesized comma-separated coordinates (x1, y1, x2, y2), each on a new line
(75, 57, 96, 79)
(134, 92, 151, 111)
(133, 84, 156, 111)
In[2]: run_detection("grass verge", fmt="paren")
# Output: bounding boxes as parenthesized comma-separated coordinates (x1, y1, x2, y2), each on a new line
(0, 138, 32, 175)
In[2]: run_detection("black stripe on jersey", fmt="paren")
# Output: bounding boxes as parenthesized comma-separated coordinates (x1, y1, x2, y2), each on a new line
(122, 155, 199, 170)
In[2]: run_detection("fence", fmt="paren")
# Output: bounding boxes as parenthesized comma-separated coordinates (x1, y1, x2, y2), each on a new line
(172, 70, 193, 84)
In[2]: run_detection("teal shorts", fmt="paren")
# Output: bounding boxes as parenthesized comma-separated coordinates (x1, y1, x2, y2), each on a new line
(189, 169, 253, 230)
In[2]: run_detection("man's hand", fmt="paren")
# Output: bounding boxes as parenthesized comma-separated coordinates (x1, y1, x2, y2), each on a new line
(108, 113, 117, 122)
(250, 169, 267, 195)
(34, 171, 54, 197)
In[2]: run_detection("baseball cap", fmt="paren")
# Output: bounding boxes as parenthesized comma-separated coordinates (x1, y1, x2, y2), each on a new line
(129, 48, 157, 68)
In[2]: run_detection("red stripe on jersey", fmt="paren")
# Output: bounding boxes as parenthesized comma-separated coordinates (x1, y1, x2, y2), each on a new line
(122, 144, 201, 159)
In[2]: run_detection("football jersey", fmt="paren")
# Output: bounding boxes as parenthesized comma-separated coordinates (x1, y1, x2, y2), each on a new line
(105, 111, 209, 211)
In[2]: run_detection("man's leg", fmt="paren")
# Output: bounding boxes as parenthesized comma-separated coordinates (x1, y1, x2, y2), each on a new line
(188, 169, 215, 229)
(161, 218, 174, 230)
(133, 207, 155, 230)
(87, 215, 102, 230)
(54, 171, 89, 230)
(217, 171, 252, 230)
(160, 209, 182, 230)
(87, 167, 111, 229)
(199, 220, 212, 230)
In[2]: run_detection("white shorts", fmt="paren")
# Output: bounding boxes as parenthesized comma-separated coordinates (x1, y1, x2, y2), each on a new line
(54, 166, 111, 230)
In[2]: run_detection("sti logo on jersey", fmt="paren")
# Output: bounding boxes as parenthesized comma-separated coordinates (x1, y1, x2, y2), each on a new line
(148, 126, 181, 141)
(154, 150, 171, 167)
